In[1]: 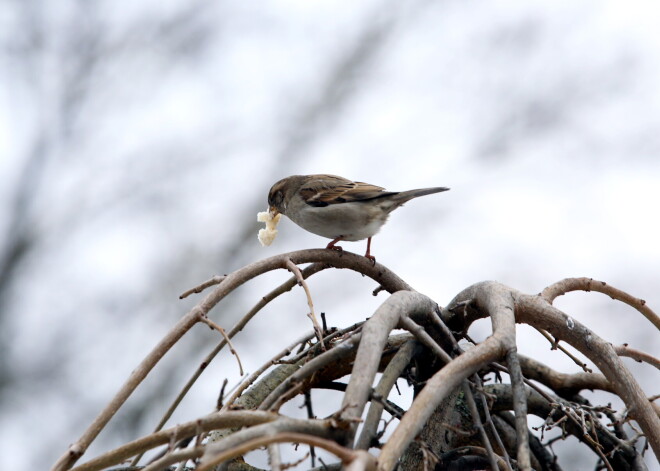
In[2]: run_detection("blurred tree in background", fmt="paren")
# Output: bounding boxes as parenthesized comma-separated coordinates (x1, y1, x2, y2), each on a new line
(1, 1, 659, 470)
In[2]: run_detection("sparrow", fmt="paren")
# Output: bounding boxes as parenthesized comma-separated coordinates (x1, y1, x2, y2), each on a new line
(267, 174, 449, 261)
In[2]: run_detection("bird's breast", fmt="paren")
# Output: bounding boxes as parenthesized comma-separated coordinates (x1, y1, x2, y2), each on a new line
(287, 202, 389, 241)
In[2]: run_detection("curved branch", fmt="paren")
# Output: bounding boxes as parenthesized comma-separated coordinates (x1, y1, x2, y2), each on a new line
(444, 281, 660, 460)
(488, 384, 638, 466)
(517, 294, 660, 457)
(51, 249, 411, 471)
(201, 417, 347, 467)
(355, 339, 421, 450)
(518, 354, 614, 396)
(339, 291, 438, 444)
(540, 277, 660, 330)
(69, 411, 277, 471)
(380, 282, 521, 471)
(197, 432, 375, 471)
(258, 331, 363, 411)
(614, 344, 660, 370)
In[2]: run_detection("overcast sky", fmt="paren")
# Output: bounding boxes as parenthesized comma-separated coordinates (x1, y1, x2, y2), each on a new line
(1, 1, 659, 470)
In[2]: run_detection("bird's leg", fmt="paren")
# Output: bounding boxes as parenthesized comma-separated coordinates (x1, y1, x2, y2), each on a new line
(326, 236, 345, 253)
(364, 237, 376, 264)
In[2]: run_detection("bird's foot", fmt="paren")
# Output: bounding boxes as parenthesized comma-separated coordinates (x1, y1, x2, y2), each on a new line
(364, 237, 376, 265)
(326, 237, 345, 255)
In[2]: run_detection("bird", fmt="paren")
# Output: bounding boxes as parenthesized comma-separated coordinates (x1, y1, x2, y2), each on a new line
(267, 174, 449, 261)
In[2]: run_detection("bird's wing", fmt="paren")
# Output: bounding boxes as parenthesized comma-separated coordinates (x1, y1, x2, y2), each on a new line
(299, 174, 395, 207)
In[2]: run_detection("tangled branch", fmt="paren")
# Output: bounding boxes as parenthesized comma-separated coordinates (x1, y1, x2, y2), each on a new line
(51, 250, 658, 471)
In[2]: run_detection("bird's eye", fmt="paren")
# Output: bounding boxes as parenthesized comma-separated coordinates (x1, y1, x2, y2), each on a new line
(269, 190, 284, 209)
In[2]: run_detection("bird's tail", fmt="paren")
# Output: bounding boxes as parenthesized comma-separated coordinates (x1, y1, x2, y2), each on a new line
(392, 186, 449, 204)
(375, 186, 449, 211)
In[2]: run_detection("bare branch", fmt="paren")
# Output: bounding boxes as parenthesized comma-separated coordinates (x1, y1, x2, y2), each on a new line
(179, 275, 226, 298)
(199, 316, 244, 376)
(285, 258, 324, 346)
(69, 411, 277, 471)
(51, 249, 411, 471)
(506, 347, 532, 470)
(356, 340, 421, 450)
(540, 277, 660, 330)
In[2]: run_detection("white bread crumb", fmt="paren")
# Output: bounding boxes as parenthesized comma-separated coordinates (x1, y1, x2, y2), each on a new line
(257, 211, 281, 246)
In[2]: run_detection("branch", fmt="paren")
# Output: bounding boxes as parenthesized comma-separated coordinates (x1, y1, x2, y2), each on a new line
(614, 344, 660, 370)
(69, 411, 277, 471)
(355, 339, 421, 450)
(200, 417, 349, 468)
(198, 432, 376, 471)
(339, 291, 438, 445)
(506, 347, 531, 470)
(285, 258, 324, 346)
(442, 281, 660, 460)
(540, 277, 660, 330)
(145, 262, 328, 453)
(379, 282, 518, 471)
(51, 249, 411, 471)
(517, 293, 660, 458)
(518, 354, 614, 396)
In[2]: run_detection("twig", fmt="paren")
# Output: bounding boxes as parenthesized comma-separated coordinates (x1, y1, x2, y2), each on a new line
(303, 390, 317, 467)
(259, 331, 364, 411)
(133, 262, 329, 465)
(222, 330, 317, 410)
(536, 327, 592, 373)
(284, 321, 364, 364)
(216, 379, 228, 410)
(614, 344, 660, 370)
(473, 374, 513, 470)
(462, 381, 503, 471)
(142, 447, 201, 471)
(516, 354, 614, 396)
(199, 316, 244, 376)
(179, 275, 226, 299)
(285, 258, 324, 348)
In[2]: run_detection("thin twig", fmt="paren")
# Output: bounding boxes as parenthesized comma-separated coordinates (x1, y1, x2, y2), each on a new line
(285, 258, 324, 348)
(303, 390, 318, 467)
(473, 374, 513, 470)
(222, 330, 317, 410)
(614, 344, 660, 370)
(536, 328, 592, 373)
(462, 382, 503, 471)
(179, 275, 226, 299)
(133, 262, 330, 465)
(199, 316, 244, 376)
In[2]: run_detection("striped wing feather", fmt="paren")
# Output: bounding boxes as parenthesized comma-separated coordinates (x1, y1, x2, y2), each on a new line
(299, 175, 395, 207)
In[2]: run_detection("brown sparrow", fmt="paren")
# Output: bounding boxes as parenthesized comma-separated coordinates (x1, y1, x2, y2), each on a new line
(267, 174, 449, 260)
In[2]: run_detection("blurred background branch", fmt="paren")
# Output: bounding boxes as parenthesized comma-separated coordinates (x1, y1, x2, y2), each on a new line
(1, 1, 659, 470)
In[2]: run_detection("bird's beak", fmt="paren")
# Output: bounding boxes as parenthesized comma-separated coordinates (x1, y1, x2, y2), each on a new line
(269, 206, 279, 217)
